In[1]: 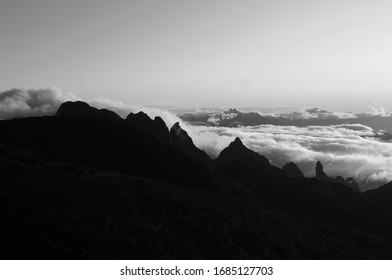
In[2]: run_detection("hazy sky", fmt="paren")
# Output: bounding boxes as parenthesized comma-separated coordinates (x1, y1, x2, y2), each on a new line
(2, 0, 392, 111)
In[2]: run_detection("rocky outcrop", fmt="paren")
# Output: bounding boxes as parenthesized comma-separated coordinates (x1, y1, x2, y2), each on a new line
(315, 161, 361, 192)
(215, 137, 270, 166)
(282, 161, 304, 177)
(126, 112, 170, 144)
(170, 122, 211, 164)
(346, 177, 361, 193)
(315, 161, 329, 181)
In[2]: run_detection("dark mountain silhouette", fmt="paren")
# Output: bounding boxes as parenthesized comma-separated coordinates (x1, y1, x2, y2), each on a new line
(215, 137, 270, 166)
(365, 181, 392, 213)
(0, 102, 218, 192)
(3, 142, 392, 259)
(221, 112, 285, 127)
(282, 161, 304, 177)
(57, 101, 122, 121)
(315, 161, 329, 181)
(2, 101, 392, 259)
(315, 161, 361, 193)
(213, 137, 287, 186)
(126, 111, 171, 144)
(345, 177, 361, 192)
(169, 122, 211, 164)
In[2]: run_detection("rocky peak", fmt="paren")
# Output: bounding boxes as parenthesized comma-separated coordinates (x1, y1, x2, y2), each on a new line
(231, 137, 243, 146)
(315, 161, 329, 180)
(170, 122, 188, 141)
(315, 161, 361, 192)
(154, 116, 166, 127)
(169, 122, 210, 164)
(126, 112, 170, 144)
(282, 161, 304, 177)
(215, 137, 270, 166)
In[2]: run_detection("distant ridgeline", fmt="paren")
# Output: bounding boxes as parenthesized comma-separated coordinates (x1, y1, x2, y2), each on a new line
(1, 101, 392, 259)
(179, 107, 392, 133)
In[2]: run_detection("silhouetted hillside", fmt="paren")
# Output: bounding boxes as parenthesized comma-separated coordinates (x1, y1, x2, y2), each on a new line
(1, 143, 392, 259)
(57, 101, 122, 121)
(179, 107, 392, 134)
(1, 102, 392, 259)
(126, 112, 171, 144)
(315, 161, 361, 193)
(0, 102, 218, 191)
(170, 122, 211, 164)
(214, 137, 270, 166)
(282, 161, 304, 177)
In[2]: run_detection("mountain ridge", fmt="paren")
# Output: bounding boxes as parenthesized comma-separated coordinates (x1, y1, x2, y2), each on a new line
(1, 101, 392, 259)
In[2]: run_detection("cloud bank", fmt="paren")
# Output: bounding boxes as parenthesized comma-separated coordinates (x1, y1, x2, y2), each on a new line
(188, 123, 392, 190)
(0, 87, 80, 120)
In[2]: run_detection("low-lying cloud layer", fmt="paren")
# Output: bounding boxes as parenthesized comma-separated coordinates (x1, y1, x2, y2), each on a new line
(188, 123, 392, 190)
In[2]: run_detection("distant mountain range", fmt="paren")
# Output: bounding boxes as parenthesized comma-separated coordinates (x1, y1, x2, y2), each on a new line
(2, 101, 392, 259)
(180, 107, 392, 133)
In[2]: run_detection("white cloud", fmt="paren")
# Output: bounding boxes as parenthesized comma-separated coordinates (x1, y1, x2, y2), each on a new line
(367, 170, 392, 183)
(187, 123, 392, 189)
(0, 87, 80, 120)
(367, 103, 391, 117)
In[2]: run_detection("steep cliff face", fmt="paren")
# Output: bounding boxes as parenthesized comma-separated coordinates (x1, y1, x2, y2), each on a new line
(169, 122, 211, 164)
(315, 161, 329, 180)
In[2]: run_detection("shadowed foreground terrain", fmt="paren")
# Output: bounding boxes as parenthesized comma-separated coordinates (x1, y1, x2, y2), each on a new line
(1, 102, 392, 259)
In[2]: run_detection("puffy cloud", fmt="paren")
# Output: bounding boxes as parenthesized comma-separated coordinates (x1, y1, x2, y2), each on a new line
(0, 87, 80, 120)
(367, 103, 391, 117)
(187, 123, 392, 190)
(367, 170, 392, 183)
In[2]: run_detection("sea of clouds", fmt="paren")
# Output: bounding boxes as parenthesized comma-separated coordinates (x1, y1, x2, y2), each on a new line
(1, 87, 392, 190)
(187, 124, 392, 188)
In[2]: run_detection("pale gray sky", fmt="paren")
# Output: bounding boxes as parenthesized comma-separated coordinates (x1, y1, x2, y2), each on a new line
(1, 0, 392, 111)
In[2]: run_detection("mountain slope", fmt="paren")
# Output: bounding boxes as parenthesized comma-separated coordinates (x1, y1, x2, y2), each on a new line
(0, 103, 218, 191)
(1, 102, 392, 259)
(1, 143, 392, 259)
(170, 122, 211, 164)
(282, 161, 305, 177)
(126, 112, 171, 144)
